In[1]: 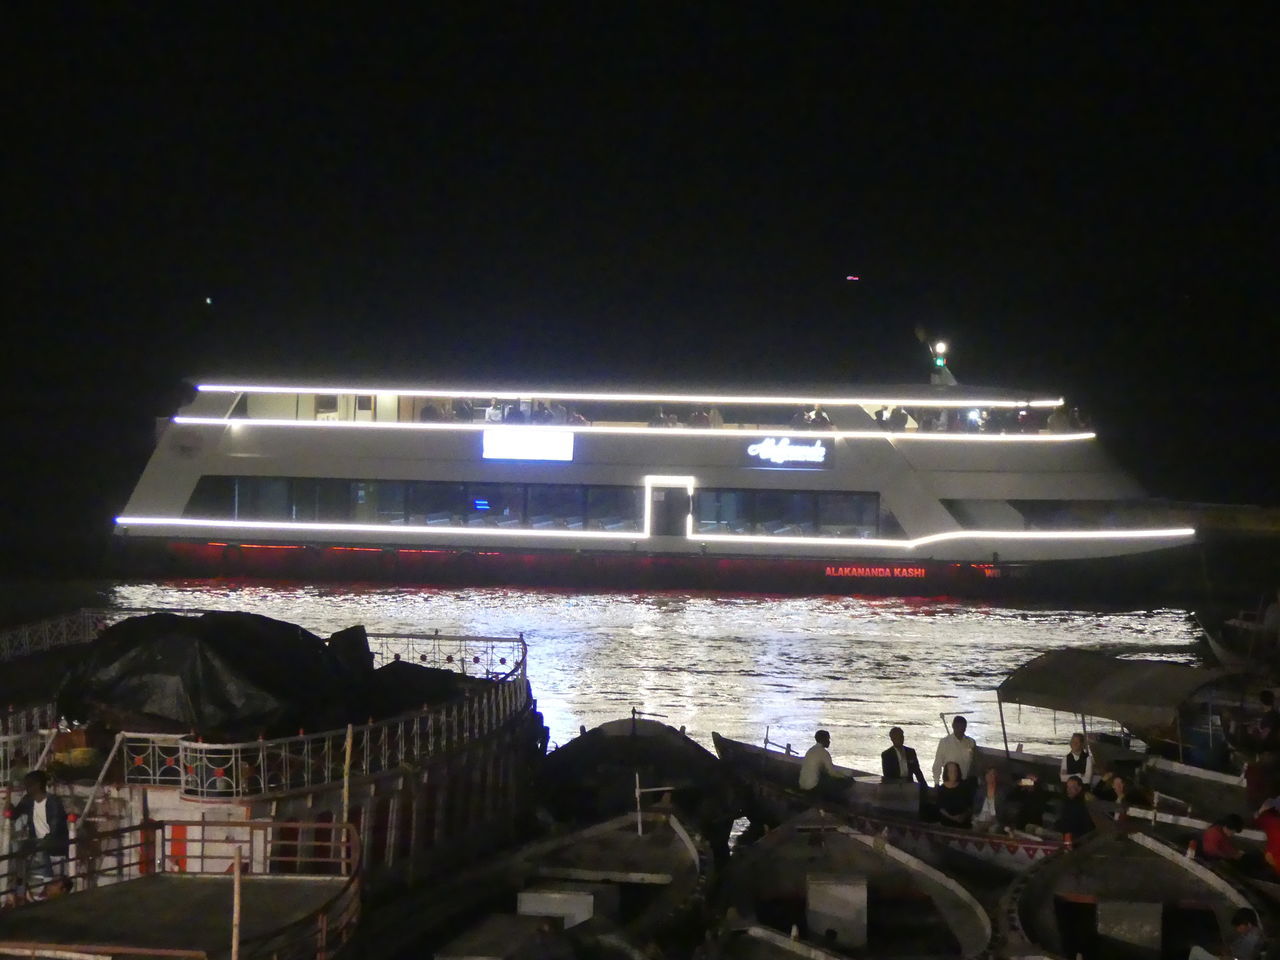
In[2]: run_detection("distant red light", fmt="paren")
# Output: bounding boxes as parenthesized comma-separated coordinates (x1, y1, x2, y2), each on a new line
(846, 276, 860, 281)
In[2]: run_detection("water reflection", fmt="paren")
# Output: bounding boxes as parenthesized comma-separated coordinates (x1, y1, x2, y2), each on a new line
(110, 581, 1200, 772)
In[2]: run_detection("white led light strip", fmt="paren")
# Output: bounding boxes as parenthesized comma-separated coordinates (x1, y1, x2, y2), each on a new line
(116, 514, 1195, 549)
(196, 383, 1064, 409)
(174, 416, 1096, 443)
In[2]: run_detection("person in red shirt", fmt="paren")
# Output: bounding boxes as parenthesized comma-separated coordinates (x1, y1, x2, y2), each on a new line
(1200, 814, 1245, 860)
(1256, 807, 1280, 875)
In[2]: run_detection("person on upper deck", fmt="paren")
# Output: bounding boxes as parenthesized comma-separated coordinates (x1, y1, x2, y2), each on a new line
(531, 402, 555, 424)
(789, 407, 812, 429)
(810, 405, 834, 430)
(799, 730, 852, 796)
(1059, 733, 1095, 785)
(648, 408, 667, 427)
(484, 399, 504, 423)
(881, 727, 926, 786)
(689, 407, 710, 427)
(887, 407, 908, 431)
(932, 715, 977, 786)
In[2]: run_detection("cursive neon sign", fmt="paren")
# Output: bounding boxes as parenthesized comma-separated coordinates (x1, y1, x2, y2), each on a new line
(746, 437, 829, 466)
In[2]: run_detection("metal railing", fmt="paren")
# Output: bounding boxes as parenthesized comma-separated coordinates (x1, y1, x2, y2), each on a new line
(0, 819, 360, 960)
(1, 609, 529, 798)
(162, 668, 529, 800)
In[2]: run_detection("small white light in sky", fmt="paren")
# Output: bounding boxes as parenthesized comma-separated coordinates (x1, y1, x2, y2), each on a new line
(845, 275, 860, 281)
(934, 340, 948, 355)
(205, 297, 213, 305)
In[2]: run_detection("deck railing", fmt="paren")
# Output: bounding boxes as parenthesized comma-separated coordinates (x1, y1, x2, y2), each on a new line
(1, 609, 529, 797)
(0, 819, 360, 960)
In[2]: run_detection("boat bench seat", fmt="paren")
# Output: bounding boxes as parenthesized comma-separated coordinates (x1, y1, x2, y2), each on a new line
(1096, 899, 1162, 958)
(518, 882, 620, 929)
(806, 872, 868, 950)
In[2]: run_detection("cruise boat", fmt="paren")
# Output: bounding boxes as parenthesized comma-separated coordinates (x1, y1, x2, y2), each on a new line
(113, 379, 1197, 597)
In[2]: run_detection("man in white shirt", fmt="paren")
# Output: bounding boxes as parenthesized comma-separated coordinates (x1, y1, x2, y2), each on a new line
(932, 715, 977, 786)
(799, 730, 851, 794)
(484, 399, 504, 423)
(5, 771, 70, 895)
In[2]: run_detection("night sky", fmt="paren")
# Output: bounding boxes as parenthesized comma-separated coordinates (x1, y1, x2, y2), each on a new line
(6, 7, 1275, 575)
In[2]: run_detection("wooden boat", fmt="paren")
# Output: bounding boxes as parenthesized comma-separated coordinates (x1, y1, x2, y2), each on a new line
(713, 732, 1061, 875)
(542, 714, 741, 861)
(713, 808, 992, 959)
(994, 649, 1257, 819)
(350, 809, 712, 958)
(1000, 830, 1268, 959)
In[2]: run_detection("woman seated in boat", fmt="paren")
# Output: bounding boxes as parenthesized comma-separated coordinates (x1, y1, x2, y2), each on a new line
(970, 766, 1009, 832)
(1091, 772, 1149, 809)
(936, 761, 973, 828)
(1005, 770, 1050, 831)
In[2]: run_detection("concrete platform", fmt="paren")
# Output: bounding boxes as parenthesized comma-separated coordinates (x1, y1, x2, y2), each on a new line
(0, 874, 347, 956)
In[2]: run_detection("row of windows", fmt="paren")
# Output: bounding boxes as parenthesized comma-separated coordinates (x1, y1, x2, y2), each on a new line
(184, 476, 889, 538)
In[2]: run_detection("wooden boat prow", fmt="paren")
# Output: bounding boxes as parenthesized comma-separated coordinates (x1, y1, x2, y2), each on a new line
(715, 808, 992, 959)
(999, 830, 1267, 959)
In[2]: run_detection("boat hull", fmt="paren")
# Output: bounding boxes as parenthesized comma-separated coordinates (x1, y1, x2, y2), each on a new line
(114, 536, 1204, 601)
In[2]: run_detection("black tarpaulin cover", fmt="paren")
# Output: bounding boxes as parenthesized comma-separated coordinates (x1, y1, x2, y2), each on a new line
(58, 612, 358, 739)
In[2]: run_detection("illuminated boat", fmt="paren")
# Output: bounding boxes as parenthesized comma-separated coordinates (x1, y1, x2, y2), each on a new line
(113, 380, 1197, 597)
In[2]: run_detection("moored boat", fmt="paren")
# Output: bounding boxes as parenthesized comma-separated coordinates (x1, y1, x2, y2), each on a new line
(991, 650, 1258, 821)
(712, 732, 1062, 874)
(999, 831, 1268, 959)
(714, 808, 991, 959)
(351, 809, 711, 959)
(542, 714, 741, 863)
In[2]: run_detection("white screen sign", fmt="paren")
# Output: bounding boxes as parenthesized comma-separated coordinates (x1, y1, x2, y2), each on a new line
(482, 429, 575, 462)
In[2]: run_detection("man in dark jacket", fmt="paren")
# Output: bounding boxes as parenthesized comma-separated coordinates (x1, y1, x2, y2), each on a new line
(5, 771, 70, 890)
(881, 727, 926, 786)
(1053, 775, 1096, 838)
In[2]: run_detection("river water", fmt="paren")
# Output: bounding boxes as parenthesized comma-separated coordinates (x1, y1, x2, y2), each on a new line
(6, 579, 1203, 774)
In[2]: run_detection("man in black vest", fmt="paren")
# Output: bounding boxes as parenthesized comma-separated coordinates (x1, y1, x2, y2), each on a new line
(1058, 732, 1094, 785)
(881, 727, 926, 786)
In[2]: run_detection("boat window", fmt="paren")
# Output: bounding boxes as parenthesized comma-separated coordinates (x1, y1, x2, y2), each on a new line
(527, 484, 586, 530)
(586, 486, 643, 531)
(235, 477, 292, 520)
(407, 482, 466, 525)
(466, 484, 524, 527)
(754, 491, 816, 535)
(183, 476, 237, 518)
(695, 490, 748, 534)
(315, 395, 339, 420)
(817, 492, 879, 537)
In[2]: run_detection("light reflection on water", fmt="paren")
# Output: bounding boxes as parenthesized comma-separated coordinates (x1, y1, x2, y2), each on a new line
(108, 581, 1201, 773)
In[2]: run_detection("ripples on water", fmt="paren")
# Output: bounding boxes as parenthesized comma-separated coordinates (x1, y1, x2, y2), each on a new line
(101, 581, 1203, 774)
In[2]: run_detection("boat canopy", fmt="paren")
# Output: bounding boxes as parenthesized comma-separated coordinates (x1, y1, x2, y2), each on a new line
(997, 650, 1234, 732)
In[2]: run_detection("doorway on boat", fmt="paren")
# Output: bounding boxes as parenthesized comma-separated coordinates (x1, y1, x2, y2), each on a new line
(649, 483, 692, 538)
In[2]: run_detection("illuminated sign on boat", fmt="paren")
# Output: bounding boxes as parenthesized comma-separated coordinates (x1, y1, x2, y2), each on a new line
(744, 437, 832, 469)
(482, 429, 574, 462)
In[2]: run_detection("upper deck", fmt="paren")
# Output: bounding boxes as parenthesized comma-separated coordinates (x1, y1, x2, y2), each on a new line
(180, 378, 1087, 439)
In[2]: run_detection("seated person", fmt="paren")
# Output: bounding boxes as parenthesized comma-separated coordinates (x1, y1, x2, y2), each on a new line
(971, 767, 1009, 832)
(1005, 770, 1049, 831)
(936, 761, 973, 828)
(880, 726, 926, 786)
(1059, 732, 1094, 785)
(1200, 814, 1246, 861)
(1053, 775, 1096, 837)
(1188, 908, 1261, 960)
(799, 730, 852, 798)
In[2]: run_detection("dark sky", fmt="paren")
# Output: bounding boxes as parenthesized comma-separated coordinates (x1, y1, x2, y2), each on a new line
(5, 6, 1275, 572)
